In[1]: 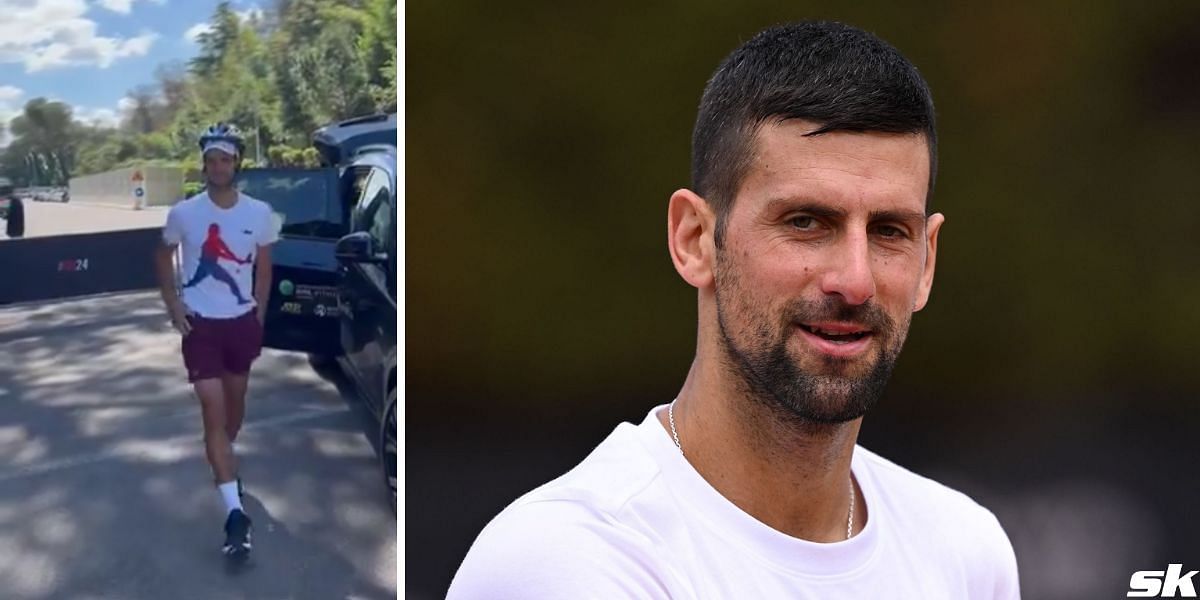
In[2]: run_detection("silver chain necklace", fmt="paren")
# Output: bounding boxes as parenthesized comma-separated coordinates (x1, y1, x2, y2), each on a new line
(668, 400, 856, 540)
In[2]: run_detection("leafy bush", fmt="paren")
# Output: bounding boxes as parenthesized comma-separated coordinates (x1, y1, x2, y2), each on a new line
(183, 181, 204, 198)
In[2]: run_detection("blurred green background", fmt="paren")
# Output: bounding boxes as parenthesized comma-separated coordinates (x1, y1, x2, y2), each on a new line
(407, 2, 1200, 598)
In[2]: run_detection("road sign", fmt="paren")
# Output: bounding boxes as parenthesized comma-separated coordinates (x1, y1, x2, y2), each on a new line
(131, 170, 144, 183)
(132, 179, 146, 210)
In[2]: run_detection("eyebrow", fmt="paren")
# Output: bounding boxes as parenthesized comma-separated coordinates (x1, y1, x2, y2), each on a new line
(870, 209, 927, 225)
(766, 198, 926, 225)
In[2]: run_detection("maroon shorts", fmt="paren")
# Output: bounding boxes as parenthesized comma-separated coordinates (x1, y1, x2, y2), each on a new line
(181, 311, 263, 383)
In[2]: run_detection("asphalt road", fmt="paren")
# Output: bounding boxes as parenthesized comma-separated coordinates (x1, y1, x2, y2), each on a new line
(0, 290, 397, 599)
(3, 199, 168, 239)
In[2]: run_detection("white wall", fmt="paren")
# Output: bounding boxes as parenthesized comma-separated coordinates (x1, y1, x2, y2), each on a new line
(69, 166, 184, 209)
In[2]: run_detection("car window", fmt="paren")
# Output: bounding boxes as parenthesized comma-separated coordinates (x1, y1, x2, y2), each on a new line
(367, 194, 392, 253)
(236, 168, 343, 239)
(360, 170, 393, 252)
(358, 169, 393, 251)
(347, 166, 372, 210)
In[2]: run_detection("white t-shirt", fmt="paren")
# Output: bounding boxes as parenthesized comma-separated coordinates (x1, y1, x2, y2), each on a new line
(448, 405, 1021, 599)
(163, 191, 280, 319)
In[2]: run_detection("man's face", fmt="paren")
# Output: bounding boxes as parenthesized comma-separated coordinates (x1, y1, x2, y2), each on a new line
(203, 150, 237, 188)
(713, 120, 942, 424)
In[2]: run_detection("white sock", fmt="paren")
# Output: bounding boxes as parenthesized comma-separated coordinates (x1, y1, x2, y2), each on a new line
(218, 481, 243, 515)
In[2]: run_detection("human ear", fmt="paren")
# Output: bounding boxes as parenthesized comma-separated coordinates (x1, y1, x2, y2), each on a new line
(667, 188, 717, 290)
(913, 212, 945, 312)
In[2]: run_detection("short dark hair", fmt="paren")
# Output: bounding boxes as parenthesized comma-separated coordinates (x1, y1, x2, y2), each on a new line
(691, 21, 937, 245)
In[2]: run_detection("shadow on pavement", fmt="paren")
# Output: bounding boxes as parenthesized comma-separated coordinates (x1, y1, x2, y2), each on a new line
(0, 291, 396, 599)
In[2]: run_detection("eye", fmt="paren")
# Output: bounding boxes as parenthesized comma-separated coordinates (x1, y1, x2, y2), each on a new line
(874, 225, 909, 239)
(788, 216, 818, 230)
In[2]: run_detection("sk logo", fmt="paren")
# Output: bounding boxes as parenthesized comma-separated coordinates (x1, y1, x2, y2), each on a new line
(1129, 564, 1200, 597)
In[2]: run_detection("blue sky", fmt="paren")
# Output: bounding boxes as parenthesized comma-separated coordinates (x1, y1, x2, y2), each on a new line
(0, 0, 264, 142)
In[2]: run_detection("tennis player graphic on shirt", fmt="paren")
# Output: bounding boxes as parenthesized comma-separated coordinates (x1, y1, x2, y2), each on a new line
(182, 223, 253, 304)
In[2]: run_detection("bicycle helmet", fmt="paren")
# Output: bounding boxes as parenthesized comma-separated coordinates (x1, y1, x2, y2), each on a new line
(198, 122, 246, 157)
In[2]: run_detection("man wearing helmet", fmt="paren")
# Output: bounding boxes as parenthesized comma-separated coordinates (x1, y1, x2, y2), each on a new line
(153, 123, 280, 561)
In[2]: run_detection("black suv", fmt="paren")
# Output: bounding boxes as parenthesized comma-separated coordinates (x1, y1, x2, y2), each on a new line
(246, 113, 397, 504)
(333, 147, 397, 505)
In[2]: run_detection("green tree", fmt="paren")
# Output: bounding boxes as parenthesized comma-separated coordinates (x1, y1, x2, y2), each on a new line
(375, 52, 397, 112)
(137, 132, 174, 159)
(280, 22, 375, 135)
(1, 98, 79, 184)
(8, 0, 396, 181)
(190, 2, 241, 79)
(273, 0, 347, 45)
(123, 84, 163, 134)
(153, 62, 191, 129)
(9, 98, 74, 149)
(359, 0, 396, 90)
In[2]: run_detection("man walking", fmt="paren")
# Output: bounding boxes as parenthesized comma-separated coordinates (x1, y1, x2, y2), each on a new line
(154, 123, 279, 561)
(449, 22, 1020, 598)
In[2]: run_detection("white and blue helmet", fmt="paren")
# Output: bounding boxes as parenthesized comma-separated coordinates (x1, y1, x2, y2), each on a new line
(198, 122, 246, 158)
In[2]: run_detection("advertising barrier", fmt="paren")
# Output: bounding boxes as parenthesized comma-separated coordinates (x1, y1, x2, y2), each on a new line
(0, 227, 162, 305)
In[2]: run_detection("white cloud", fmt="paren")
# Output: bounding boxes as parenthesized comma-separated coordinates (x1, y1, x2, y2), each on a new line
(116, 95, 137, 112)
(74, 93, 138, 128)
(73, 106, 120, 127)
(71, 93, 139, 128)
(24, 30, 158, 72)
(0, 0, 160, 72)
(95, 0, 163, 14)
(236, 5, 263, 23)
(95, 0, 132, 12)
(0, 86, 26, 147)
(184, 22, 211, 43)
(118, 31, 156, 55)
(0, 86, 23, 103)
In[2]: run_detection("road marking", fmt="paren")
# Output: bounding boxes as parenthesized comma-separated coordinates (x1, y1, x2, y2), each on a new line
(0, 406, 348, 483)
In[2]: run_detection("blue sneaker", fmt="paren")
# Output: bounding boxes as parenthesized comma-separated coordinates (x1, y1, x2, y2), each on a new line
(222, 509, 252, 559)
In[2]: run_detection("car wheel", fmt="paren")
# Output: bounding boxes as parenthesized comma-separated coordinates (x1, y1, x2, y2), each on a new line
(379, 388, 397, 510)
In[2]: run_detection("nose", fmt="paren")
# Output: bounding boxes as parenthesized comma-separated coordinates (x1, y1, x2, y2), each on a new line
(818, 231, 876, 306)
